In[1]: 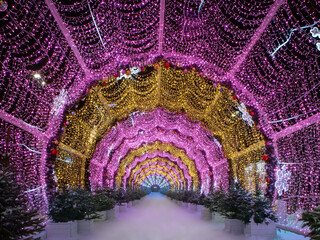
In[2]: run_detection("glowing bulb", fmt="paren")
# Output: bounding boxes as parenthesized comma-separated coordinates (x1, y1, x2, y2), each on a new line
(34, 73, 41, 79)
(0, 0, 8, 12)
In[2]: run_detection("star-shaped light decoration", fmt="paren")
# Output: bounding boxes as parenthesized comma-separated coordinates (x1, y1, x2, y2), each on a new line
(237, 103, 254, 127)
(50, 89, 68, 116)
(275, 165, 291, 196)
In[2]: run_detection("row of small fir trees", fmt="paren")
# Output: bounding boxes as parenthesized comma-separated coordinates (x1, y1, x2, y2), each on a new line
(1, 156, 319, 240)
(0, 153, 147, 239)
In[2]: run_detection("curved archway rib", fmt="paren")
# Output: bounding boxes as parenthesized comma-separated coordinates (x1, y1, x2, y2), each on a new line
(57, 62, 266, 192)
(124, 154, 190, 189)
(133, 165, 182, 189)
(128, 158, 185, 189)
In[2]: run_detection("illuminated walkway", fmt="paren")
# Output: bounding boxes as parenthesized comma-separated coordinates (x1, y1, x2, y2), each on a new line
(81, 193, 306, 240)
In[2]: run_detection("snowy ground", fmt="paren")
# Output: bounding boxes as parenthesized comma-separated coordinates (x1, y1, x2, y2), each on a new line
(80, 193, 309, 240)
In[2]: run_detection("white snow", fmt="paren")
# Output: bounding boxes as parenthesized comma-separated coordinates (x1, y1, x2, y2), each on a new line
(79, 193, 307, 240)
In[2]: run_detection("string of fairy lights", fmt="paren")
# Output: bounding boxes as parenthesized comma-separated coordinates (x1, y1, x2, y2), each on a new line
(135, 165, 181, 189)
(89, 108, 228, 193)
(1, 0, 319, 233)
(141, 175, 171, 192)
(127, 158, 186, 190)
(55, 61, 268, 195)
(119, 150, 193, 191)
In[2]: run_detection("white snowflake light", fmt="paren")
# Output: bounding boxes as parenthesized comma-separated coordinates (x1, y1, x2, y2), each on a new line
(51, 89, 68, 116)
(310, 27, 320, 38)
(275, 165, 291, 196)
(116, 67, 141, 81)
(238, 103, 254, 127)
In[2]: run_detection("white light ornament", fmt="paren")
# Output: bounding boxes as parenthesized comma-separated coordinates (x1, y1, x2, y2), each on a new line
(310, 27, 320, 38)
(310, 27, 320, 52)
(275, 165, 291, 196)
(238, 103, 254, 127)
(57, 156, 72, 165)
(116, 67, 141, 81)
(51, 89, 68, 116)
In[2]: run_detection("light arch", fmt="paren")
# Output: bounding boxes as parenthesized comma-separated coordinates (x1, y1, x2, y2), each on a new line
(127, 158, 186, 189)
(55, 61, 268, 193)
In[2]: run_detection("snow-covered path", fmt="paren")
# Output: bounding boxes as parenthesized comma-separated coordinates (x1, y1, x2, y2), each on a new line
(80, 193, 306, 240)
(82, 193, 245, 240)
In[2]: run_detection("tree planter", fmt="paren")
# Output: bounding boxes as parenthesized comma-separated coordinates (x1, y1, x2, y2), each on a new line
(127, 201, 132, 208)
(201, 208, 213, 221)
(244, 221, 276, 240)
(119, 203, 127, 213)
(225, 218, 244, 234)
(188, 203, 197, 211)
(32, 230, 46, 240)
(182, 202, 188, 208)
(46, 221, 78, 240)
(114, 205, 120, 218)
(177, 201, 182, 206)
(106, 208, 116, 220)
(213, 212, 225, 223)
(95, 211, 107, 222)
(77, 219, 94, 234)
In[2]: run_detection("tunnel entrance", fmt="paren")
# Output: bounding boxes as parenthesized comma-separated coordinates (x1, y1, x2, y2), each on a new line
(150, 185, 160, 192)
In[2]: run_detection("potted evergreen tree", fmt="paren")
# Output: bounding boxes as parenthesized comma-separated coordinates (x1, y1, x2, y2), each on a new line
(209, 187, 227, 223)
(93, 189, 116, 221)
(180, 190, 192, 208)
(131, 189, 147, 206)
(0, 165, 45, 240)
(221, 183, 253, 235)
(47, 188, 98, 238)
(187, 191, 201, 211)
(300, 206, 320, 240)
(111, 188, 128, 213)
(244, 189, 278, 239)
(198, 193, 214, 221)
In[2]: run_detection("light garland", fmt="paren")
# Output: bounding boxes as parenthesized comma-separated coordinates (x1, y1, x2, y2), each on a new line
(136, 169, 177, 189)
(57, 62, 266, 194)
(141, 175, 171, 191)
(50, 89, 68, 116)
(121, 151, 193, 191)
(112, 141, 201, 190)
(1, 1, 319, 234)
(275, 165, 291, 196)
(127, 157, 186, 189)
(238, 103, 254, 127)
(134, 165, 181, 189)
(276, 122, 320, 213)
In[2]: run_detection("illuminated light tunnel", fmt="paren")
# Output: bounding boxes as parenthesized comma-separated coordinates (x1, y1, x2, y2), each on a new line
(126, 156, 188, 190)
(55, 62, 268, 196)
(129, 158, 185, 189)
(141, 175, 171, 193)
(136, 167, 178, 189)
(118, 151, 193, 191)
(1, 0, 320, 234)
(88, 108, 228, 193)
